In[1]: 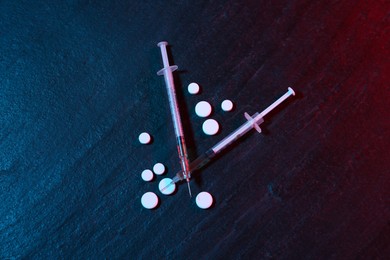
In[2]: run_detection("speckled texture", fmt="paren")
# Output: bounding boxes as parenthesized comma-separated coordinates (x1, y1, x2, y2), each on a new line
(0, 0, 388, 258)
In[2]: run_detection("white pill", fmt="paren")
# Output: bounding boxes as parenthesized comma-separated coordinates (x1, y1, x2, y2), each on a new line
(188, 82, 200, 94)
(196, 191, 213, 209)
(221, 99, 234, 111)
(195, 101, 212, 117)
(153, 163, 165, 175)
(158, 178, 176, 195)
(202, 119, 219, 135)
(141, 192, 159, 209)
(141, 169, 154, 182)
(138, 132, 151, 144)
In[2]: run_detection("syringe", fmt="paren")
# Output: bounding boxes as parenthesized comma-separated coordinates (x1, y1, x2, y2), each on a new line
(157, 41, 192, 197)
(162, 87, 295, 191)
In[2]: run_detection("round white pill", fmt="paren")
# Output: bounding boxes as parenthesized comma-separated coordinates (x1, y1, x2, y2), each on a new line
(188, 82, 200, 94)
(141, 192, 159, 209)
(141, 169, 154, 182)
(221, 99, 234, 111)
(153, 163, 165, 175)
(159, 178, 176, 195)
(202, 119, 219, 135)
(196, 191, 213, 209)
(195, 101, 212, 117)
(138, 132, 151, 144)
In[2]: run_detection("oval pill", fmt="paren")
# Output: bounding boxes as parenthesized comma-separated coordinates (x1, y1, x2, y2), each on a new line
(138, 132, 151, 144)
(195, 101, 212, 117)
(221, 100, 234, 112)
(196, 191, 213, 209)
(141, 169, 154, 182)
(153, 163, 165, 175)
(159, 178, 176, 195)
(202, 119, 219, 135)
(141, 192, 159, 209)
(188, 82, 200, 94)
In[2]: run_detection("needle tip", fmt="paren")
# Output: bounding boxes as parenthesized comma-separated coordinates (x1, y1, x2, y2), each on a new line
(187, 182, 192, 198)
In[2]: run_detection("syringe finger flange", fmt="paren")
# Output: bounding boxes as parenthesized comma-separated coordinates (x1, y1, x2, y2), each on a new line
(244, 112, 263, 133)
(157, 65, 178, 76)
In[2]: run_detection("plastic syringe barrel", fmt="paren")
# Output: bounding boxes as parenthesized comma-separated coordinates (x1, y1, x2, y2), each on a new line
(157, 42, 182, 140)
(211, 112, 261, 154)
(190, 149, 215, 171)
(157, 41, 192, 183)
(211, 87, 295, 154)
(171, 88, 295, 184)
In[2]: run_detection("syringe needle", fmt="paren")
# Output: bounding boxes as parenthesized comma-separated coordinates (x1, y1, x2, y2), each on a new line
(187, 182, 192, 197)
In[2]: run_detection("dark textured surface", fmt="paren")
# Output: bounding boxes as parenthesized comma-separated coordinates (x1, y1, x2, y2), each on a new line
(0, 0, 389, 258)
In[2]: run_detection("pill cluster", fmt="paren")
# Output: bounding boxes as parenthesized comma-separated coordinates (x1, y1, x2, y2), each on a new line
(139, 161, 177, 209)
(140, 160, 172, 206)
(138, 154, 214, 209)
(188, 82, 234, 136)
(138, 82, 234, 210)
(139, 158, 213, 209)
